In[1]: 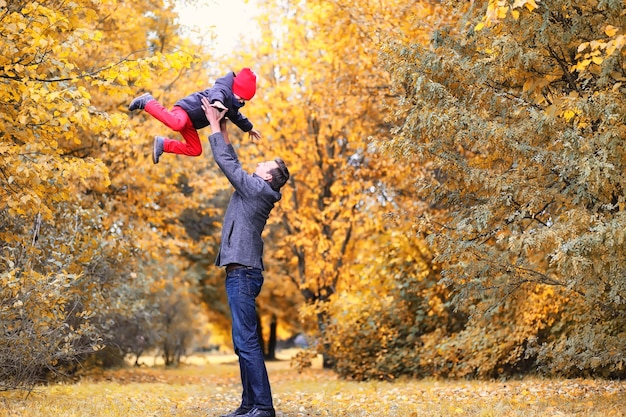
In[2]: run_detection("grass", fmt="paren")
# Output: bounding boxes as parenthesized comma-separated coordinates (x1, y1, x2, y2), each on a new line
(0, 350, 624, 416)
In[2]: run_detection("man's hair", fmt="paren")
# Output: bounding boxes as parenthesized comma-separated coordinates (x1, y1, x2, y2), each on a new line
(269, 158, 290, 191)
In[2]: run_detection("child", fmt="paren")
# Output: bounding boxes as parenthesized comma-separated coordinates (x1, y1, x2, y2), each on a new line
(128, 68, 261, 164)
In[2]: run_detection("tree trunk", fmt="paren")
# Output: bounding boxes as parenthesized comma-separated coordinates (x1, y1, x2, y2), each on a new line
(267, 315, 277, 360)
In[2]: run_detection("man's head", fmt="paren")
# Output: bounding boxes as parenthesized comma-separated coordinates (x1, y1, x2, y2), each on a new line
(255, 158, 290, 191)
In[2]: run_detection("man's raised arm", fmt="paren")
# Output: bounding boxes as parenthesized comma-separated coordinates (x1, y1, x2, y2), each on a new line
(201, 97, 229, 144)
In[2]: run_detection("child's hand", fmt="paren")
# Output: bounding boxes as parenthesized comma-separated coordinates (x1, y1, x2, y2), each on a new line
(249, 128, 261, 141)
(211, 101, 227, 111)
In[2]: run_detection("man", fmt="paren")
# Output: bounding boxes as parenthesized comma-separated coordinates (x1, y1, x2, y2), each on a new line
(201, 98, 289, 417)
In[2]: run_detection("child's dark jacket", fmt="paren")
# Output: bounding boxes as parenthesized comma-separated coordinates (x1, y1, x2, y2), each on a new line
(175, 72, 253, 132)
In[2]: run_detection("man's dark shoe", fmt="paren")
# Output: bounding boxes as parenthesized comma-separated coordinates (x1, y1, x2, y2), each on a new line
(152, 136, 164, 164)
(220, 406, 252, 417)
(128, 93, 154, 111)
(240, 408, 276, 417)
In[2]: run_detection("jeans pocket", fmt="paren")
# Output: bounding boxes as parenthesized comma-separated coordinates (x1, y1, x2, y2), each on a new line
(240, 269, 263, 297)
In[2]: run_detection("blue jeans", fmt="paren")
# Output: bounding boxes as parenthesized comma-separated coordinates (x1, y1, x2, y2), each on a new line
(226, 268, 273, 411)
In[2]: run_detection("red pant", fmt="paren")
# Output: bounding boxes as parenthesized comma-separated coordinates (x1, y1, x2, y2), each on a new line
(144, 101, 202, 156)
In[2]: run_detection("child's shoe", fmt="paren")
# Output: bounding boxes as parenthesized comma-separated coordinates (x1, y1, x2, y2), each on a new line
(152, 136, 164, 164)
(129, 93, 154, 111)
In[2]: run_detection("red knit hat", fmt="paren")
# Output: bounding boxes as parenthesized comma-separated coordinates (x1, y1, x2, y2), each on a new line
(232, 68, 257, 100)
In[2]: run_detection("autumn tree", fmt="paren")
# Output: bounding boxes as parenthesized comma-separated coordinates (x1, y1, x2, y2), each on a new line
(383, 0, 626, 377)
(222, 0, 453, 372)
(0, 0, 217, 389)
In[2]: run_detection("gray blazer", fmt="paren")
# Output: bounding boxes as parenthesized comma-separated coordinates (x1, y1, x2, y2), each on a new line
(209, 132, 281, 270)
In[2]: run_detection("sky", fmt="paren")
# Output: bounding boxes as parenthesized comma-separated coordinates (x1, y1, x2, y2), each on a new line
(174, 0, 260, 57)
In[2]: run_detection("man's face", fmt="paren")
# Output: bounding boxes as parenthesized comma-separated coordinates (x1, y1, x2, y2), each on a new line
(255, 160, 279, 181)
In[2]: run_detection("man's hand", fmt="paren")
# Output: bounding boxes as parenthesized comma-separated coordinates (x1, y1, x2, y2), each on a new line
(211, 101, 227, 111)
(249, 128, 261, 141)
(201, 97, 226, 132)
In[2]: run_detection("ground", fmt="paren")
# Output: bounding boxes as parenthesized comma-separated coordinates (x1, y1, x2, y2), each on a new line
(0, 349, 624, 416)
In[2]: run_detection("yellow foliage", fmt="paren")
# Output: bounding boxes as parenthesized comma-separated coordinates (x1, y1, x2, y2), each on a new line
(477, 0, 541, 31)
(225, 2, 447, 334)
(605, 25, 619, 37)
(0, 0, 228, 387)
(573, 33, 625, 74)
